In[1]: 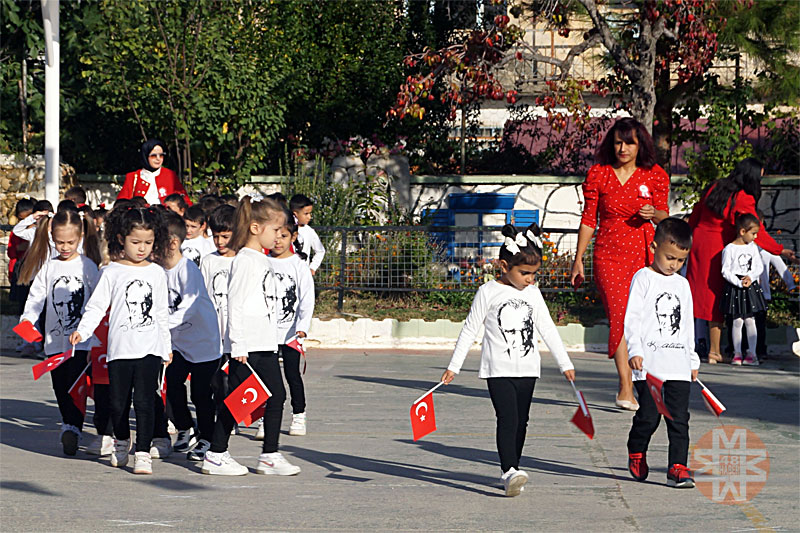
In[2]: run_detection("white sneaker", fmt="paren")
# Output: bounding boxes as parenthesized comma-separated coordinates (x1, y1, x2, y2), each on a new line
(289, 413, 307, 436)
(186, 439, 211, 461)
(255, 452, 301, 476)
(150, 437, 172, 459)
(501, 467, 529, 497)
(133, 451, 153, 474)
(202, 450, 248, 476)
(167, 420, 178, 435)
(110, 439, 131, 467)
(173, 428, 197, 452)
(86, 435, 114, 456)
(254, 419, 265, 441)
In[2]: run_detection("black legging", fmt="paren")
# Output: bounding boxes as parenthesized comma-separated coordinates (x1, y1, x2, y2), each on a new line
(108, 355, 162, 453)
(487, 377, 537, 473)
(166, 351, 220, 442)
(50, 350, 89, 430)
(280, 344, 306, 414)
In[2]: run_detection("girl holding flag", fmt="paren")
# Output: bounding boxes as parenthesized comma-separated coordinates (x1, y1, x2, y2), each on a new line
(202, 195, 301, 477)
(441, 224, 576, 497)
(19, 208, 101, 456)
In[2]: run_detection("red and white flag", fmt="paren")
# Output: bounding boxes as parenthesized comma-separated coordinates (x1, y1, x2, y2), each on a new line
(220, 360, 229, 374)
(14, 321, 43, 343)
(696, 379, 726, 417)
(224, 368, 271, 424)
(32, 348, 73, 381)
(645, 372, 673, 420)
(159, 368, 167, 407)
(242, 403, 266, 427)
(410, 383, 443, 441)
(68, 365, 93, 416)
(286, 336, 307, 374)
(90, 313, 110, 384)
(569, 382, 594, 439)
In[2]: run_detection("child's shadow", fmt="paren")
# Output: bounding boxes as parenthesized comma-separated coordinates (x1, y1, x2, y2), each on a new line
(280, 444, 503, 497)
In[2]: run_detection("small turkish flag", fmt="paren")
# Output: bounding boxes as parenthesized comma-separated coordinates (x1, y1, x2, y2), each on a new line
(32, 349, 72, 380)
(242, 402, 266, 427)
(90, 313, 110, 384)
(224, 372, 271, 424)
(697, 380, 726, 417)
(646, 372, 673, 420)
(14, 321, 43, 343)
(220, 360, 229, 374)
(570, 389, 594, 439)
(159, 368, 167, 407)
(287, 336, 307, 374)
(410, 392, 437, 441)
(69, 370, 93, 416)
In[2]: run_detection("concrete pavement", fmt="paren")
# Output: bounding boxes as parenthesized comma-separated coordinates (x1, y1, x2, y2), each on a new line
(1, 348, 798, 532)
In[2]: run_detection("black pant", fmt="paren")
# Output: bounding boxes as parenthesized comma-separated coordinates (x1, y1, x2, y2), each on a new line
(628, 380, 691, 467)
(92, 384, 114, 436)
(487, 377, 537, 473)
(166, 351, 219, 442)
(280, 344, 306, 414)
(49, 350, 88, 430)
(108, 355, 163, 453)
(210, 351, 286, 454)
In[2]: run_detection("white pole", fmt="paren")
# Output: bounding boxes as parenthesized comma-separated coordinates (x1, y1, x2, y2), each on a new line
(41, 0, 60, 207)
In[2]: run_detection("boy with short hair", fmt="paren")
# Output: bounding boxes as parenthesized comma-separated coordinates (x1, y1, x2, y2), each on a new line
(64, 186, 87, 206)
(160, 211, 222, 461)
(289, 194, 325, 275)
(200, 204, 236, 357)
(625, 217, 700, 489)
(181, 205, 216, 266)
(163, 193, 188, 216)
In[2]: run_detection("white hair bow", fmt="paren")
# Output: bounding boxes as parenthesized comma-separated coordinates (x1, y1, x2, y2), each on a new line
(526, 230, 542, 249)
(504, 232, 529, 255)
(47, 212, 54, 219)
(249, 193, 264, 203)
(79, 211, 85, 220)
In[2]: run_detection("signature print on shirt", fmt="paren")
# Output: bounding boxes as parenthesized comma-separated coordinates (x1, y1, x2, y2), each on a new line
(274, 272, 298, 326)
(183, 247, 201, 266)
(497, 299, 535, 358)
(124, 280, 154, 330)
(210, 269, 229, 315)
(51, 275, 84, 335)
(655, 292, 681, 337)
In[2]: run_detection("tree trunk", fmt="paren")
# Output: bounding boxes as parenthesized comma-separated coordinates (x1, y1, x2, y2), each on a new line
(460, 108, 466, 174)
(629, 84, 656, 136)
(652, 59, 673, 172)
(18, 56, 28, 157)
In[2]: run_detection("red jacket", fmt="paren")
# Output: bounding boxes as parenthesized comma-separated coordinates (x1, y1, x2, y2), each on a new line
(117, 167, 192, 206)
(7, 233, 28, 277)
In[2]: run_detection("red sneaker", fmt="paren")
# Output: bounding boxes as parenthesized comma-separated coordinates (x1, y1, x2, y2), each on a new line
(628, 452, 648, 481)
(667, 464, 695, 488)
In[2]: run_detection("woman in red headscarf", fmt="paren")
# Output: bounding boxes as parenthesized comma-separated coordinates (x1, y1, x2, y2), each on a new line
(570, 118, 670, 411)
(117, 139, 192, 206)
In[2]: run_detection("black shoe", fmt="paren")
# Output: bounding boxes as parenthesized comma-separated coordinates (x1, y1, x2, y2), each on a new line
(61, 430, 79, 456)
(186, 439, 211, 461)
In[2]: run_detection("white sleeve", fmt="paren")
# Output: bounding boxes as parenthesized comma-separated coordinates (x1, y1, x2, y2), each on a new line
(683, 285, 700, 371)
(531, 288, 573, 373)
(227, 256, 250, 359)
(771, 254, 796, 290)
(307, 228, 326, 271)
(76, 270, 112, 341)
(447, 288, 488, 374)
(721, 247, 742, 287)
(295, 262, 315, 335)
(200, 255, 212, 288)
(20, 263, 48, 324)
(749, 245, 764, 281)
(152, 270, 172, 361)
(624, 274, 646, 359)
(12, 214, 37, 242)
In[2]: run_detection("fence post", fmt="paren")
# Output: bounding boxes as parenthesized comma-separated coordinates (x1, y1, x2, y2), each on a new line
(337, 228, 347, 312)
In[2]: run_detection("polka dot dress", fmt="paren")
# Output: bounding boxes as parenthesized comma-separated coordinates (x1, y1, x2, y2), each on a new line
(581, 164, 670, 358)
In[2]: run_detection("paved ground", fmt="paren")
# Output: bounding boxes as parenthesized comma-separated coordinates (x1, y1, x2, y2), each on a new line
(1, 347, 798, 532)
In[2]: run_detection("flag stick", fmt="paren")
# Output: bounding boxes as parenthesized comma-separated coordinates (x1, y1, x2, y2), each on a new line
(244, 361, 272, 396)
(569, 380, 589, 416)
(413, 381, 444, 405)
(695, 378, 707, 389)
(159, 366, 166, 394)
(68, 362, 91, 391)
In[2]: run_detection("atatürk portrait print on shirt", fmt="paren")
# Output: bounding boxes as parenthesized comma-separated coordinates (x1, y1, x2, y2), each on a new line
(124, 279, 154, 329)
(497, 299, 535, 358)
(274, 272, 298, 326)
(655, 292, 681, 338)
(51, 275, 85, 335)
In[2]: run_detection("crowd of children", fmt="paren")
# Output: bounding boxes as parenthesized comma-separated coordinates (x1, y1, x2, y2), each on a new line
(5, 183, 796, 495)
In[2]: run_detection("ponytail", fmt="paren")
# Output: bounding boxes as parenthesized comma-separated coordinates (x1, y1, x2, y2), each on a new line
(498, 223, 544, 268)
(229, 195, 285, 253)
(16, 215, 53, 285)
(78, 208, 102, 266)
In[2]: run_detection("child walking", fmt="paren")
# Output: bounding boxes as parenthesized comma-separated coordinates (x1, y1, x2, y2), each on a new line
(202, 195, 301, 476)
(261, 210, 315, 438)
(70, 207, 172, 475)
(626, 218, 700, 489)
(722, 213, 767, 366)
(159, 211, 222, 462)
(18, 209, 101, 455)
(289, 194, 325, 275)
(181, 205, 216, 266)
(441, 224, 575, 497)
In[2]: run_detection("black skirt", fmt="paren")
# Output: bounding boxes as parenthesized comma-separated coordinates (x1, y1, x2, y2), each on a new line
(722, 280, 767, 319)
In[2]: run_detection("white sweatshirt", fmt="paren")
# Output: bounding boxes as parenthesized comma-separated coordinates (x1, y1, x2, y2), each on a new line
(76, 262, 172, 362)
(266, 254, 315, 343)
(447, 281, 574, 379)
(200, 251, 234, 354)
(296, 225, 326, 272)
(759, 248, 796, 300)
(227, 247, 279, 358)
(721, 241, 764, 288)
(165, 257, 221, 363)
(20, 255, 99, 355)
(625, 267, 700, 382)
(181, 235, 216, 267)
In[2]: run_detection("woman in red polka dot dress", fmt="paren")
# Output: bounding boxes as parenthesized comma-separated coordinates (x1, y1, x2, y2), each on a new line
(570, 119, 669, 410)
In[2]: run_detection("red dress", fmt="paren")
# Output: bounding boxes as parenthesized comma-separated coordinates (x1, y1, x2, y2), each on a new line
(686, 188, 782, 323)
(116, 167, 192, 206)
(581, 164, 670, 358)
